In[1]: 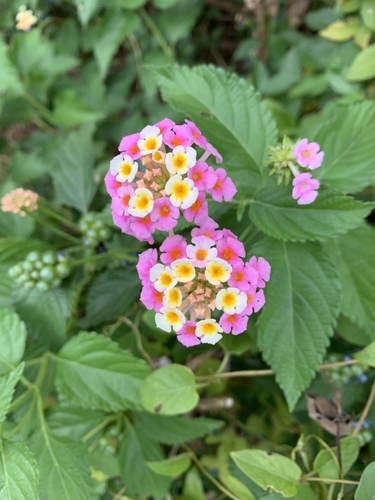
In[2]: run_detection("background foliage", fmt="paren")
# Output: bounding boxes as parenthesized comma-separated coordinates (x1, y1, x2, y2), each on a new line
(1, 0, 375, 498)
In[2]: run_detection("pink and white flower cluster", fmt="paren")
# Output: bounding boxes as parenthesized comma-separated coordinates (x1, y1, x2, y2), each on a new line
(105, 119, 237, 244)
(136, 219, 271, 347)
(291, 139, 324, 205)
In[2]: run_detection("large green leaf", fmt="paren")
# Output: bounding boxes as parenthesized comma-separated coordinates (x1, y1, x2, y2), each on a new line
(51, 91, 104, 128)
(0, 364, 24, 424)
(315, 101, 375, 193)
(30, 430, 93, 500)
(147, 453, 191, 478)
(49, 125, 96, 213)
(133, 411, 223, 445)
(329, 224, 375, 336)
(355, 462, 375, 500)
(47, 405, 105, 440)
(119, 420, 171, 498)
(56, 332, 151, 411)
(80, 268, 141, 328)
(14, 286, 74, 351)
(254, 237, 340, 410)
(0, 309, 27, 375)
(156, 64, 277, 192)
(140, 364, 199, 415)
(0, 439, 39, 500)
(231, 449, 302, 498)
(249, 184, 372, 242)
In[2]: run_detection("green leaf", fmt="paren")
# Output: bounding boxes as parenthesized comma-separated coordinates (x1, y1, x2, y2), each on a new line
(353, 342, 375, 367)
(119, 421, 171, 498)
(9, 151, 50, 184)
(313, 437, 359, 479)
(346, 44, 375, 81)
(153, 0, 203, 45)
(249, 184, 372, 242)
(319, 19, 359, 41)
(0, 309, 27, 375)
(254, 237, 340, 410)
(231, 449, 302, 498)
(49, 125, 96, 213)
(51, 91, 104, 128)
(315, 101, 375, 193)
(74, 0, 101, 26)
(140, 364, 199, 415)
(0, 38, 24, 96)
(133, 411, 223, 445)
(14, 286, 74, 351)
(56, 332, 151, 411)
(355, 462, 375, 500)
(360, 0, 375, 32)
(30, 430, 94, 500)
(0, 439, 39, 500)
(261, 49, 301, 96)
(329, 224, 375, 336)
(0, 363, 24, 424)
(93, 10, 139, 78)
(147, 453, 191, 478)
(47, 405, 105, 440)
(156, 64, 277, 190)
(80, 268, 141, 328)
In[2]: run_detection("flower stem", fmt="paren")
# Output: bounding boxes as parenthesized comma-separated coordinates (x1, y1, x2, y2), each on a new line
(24, 209, 81, 244)
(139, 8, 174, 60)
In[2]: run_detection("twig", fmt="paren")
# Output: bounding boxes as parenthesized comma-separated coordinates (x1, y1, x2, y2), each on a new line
(352, 380, 375, 437)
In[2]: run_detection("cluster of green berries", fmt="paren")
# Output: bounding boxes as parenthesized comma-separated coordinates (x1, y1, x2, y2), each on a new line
(8, 251, 70, 292)
(325, 354, 368, 385)
(356, 428, 373, 447)
(79, 213, 110, 248)
(98, 426, 121, 455)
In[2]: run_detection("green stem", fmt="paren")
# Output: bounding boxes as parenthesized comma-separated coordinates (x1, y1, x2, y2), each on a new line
(183, 445, 242, 500)
(302, 476, 359, 486)
(38, 204, 80, 232)
(352, 380, 375, 437)
(7, 389, 34, 413)
(24, 209, 81, 244)
(24, 93, 55, 122)
(119, 315, 155, 368)
(82, 416, 116, 443)
(139, 8, 174, 59)
(71, 250, 138, 267)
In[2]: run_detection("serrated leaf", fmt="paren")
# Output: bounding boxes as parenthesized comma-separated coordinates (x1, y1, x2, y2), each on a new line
(49, 125, 96, 213)
(56, 332, 150, 411)
(355, 462, 375, 500)
(30, 430, 93, 500)
(313, 437, 359, 479)
(353, 342, 375, 366)
(231, 449, 302, 498)
(315, 101, 375, 193)
(249, 184, 372, 242)
(9, 151, 50, 184)
(119, 421, 171, 498)
(0, 363, 24, 424)
(0, 440, 39, 500)
(0, 309, 27, 375)
(133, 411, 223, 445)
(80, 268, 141, 328)
(254, 237, 340, 410)
(329, 224, 375, 336)
(93, 10, 139, 78)
(14, 286, 74, 351)
(140, 364, 199, 415)
(156, 64, 277, 191)
(0, 38, 24, 96)
(147, 453, 191, 478)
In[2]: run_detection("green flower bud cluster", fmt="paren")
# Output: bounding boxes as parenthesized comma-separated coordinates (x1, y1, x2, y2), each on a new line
(356, 429, 373, 447)
(265, 136, 295, 185)
(98, 427, 121, 455)
(79, 213, 110, 248)
(325, 354, 368, 385)
(8, 251, 70, 292)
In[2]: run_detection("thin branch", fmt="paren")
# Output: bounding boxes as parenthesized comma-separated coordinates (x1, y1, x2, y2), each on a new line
(352, 380, 375, 437)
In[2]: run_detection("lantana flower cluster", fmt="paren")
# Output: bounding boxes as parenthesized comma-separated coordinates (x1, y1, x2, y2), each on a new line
(136, 220, 270, 347)
(105, 119, 237, 243)
(266, 137, 324, 205)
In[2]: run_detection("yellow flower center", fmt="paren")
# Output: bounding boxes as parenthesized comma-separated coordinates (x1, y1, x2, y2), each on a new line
(165, 311, 180, 324)
(120, 162, 133, 176)
(144, 137, 158, 151)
